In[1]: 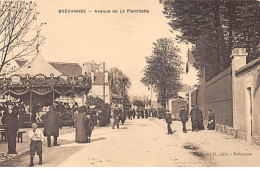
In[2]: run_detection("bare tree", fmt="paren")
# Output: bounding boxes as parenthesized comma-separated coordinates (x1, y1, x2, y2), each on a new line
(0, 1, 45, 73)
(82, 60, 102, 76)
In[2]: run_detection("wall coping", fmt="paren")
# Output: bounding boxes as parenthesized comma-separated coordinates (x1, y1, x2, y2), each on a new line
(236, 57, 260, 75)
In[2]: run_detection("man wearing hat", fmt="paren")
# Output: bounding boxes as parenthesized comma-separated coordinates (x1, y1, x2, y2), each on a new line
(43, 105, 61, 147)
(112, 106, 120, 129)
(2, 102, 19, 154)
(190, 105, 198, 132)
(179, 106, 188, 133)
(165, 110, 173, 134)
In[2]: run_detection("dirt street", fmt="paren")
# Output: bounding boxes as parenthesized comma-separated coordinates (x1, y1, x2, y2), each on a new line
(1, 118, 260, 167)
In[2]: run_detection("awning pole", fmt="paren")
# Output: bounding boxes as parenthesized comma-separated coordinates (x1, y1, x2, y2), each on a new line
(30, 90, 32, 122)
(52, 89, 55, 105)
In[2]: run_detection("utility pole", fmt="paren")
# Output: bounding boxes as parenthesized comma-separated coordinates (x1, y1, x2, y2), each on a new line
(103, 62, 106, 103)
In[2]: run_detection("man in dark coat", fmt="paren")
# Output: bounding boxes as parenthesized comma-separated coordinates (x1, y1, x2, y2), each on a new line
(132, 108, 136, 119)
(145, 109, 149, 119)
(120, 108, 127, 125)
(2, 103, 19, 154)
(197, 106, 204, 130)
(44, 105, 61, 147)
(179, 106, 188, 133)
(190, 105, 198, 132)
(112, 106, 120, 129)
(141, 109, 144, 119)
(165, 110, 173, 134)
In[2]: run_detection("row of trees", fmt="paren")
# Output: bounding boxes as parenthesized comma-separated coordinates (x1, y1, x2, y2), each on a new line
(162, 0, 260, 80)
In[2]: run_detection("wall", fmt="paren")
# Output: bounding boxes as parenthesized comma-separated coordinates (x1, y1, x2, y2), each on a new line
(235, 57, 260, 145)
(89, 85, 111, 103)
(191, 67, 233, 128)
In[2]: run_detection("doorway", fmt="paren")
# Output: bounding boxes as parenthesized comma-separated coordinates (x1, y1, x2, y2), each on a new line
(246, 87, 253, 144)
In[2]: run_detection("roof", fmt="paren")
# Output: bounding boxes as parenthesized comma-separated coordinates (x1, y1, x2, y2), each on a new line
(15, 59, 28, 67)
(49, 62, 82, 77)
(7, 54, 62, 77)
(92, 72, 112, 85)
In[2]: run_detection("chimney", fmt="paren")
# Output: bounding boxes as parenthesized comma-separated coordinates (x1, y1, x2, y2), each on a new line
(230, 48, 248, 71)
(91, 72, 95, 83)
(105, 71, 108, 83)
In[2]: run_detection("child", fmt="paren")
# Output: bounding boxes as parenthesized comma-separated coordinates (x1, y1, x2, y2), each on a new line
(29, 122, 44, 166)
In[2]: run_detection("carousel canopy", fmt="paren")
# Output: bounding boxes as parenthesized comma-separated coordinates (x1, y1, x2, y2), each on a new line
(7, 54, 62, 78)
(0, 55, 92, 97)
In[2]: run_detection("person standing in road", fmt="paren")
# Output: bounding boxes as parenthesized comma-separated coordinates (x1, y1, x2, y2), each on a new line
(197, 106, 204, 130)
(141, 109, 144, 119)
(1, 103, 19, 154)
(145, 109, 149, 119)
(179, 106, 188, 133)
(73, 107, 88, 143)
(165, 110, 173, 134)
(43, 105, 61, 147)
(112, 106, 120, 129)
(190, 105, 198, 132)
(132, 108, 136, 119)
(29, 122, 44, 166)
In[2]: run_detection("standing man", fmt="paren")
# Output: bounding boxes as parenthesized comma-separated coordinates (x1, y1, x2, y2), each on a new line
(165, 110, 173, 134)
(179, 106, 188, 133)
(190, 105, 198, 132)
(112, 106, 120, 129)
(2, 103, 19, 154)
(132, 108, 136, 119)
(145, 109, 149, 119)
(43, 105, 61, 147)
(141, 109, 144, 119)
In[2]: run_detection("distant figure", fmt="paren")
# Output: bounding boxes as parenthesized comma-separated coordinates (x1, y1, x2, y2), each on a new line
(190, 105, 198, 132)
(132, 108, 136, 119)
(179, 106, 188, 133)
(197, 106, 204, 130)
(137, 109, 140, 119)
(165, 110, 173, 134)
(43, 105, 61, 147)
(112, 106, 120, 129)
(120, 108, 127, 125)
(2, 103, 18, 154)
(145, 109, 149, 119)
(29, 123, 44, 166)
(207, 110, 215, 130)
(141, 109, 144, 119)
(73, 108, 88, 143)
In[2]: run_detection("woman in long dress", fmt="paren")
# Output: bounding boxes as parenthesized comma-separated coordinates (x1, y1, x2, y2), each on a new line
(207, 110, 215, 130)
(73, 107, 88, 143)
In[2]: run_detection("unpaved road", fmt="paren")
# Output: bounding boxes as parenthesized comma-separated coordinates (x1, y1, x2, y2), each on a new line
(1, 118, 260, 167)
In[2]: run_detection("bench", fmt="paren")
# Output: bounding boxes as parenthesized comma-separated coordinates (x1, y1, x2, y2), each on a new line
(0, 129, 7, 141)
(0, 130, 26, 143)
(17, 131, 26, 143)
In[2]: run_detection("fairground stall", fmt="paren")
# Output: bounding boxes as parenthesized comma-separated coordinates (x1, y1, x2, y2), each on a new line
(0, 55, 92, 127)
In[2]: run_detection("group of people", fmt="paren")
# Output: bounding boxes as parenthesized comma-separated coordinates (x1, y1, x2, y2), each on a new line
(73, 106, 95, 143)
(165, 105, 216, 134)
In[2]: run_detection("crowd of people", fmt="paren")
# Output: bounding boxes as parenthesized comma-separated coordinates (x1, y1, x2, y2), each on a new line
(0, 100, 216, 166)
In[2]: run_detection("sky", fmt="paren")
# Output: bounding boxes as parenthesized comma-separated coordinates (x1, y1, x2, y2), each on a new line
(36, 0, 198, 96)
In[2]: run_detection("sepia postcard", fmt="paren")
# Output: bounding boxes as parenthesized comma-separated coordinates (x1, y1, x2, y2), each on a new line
(0, 0, 260, 168)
